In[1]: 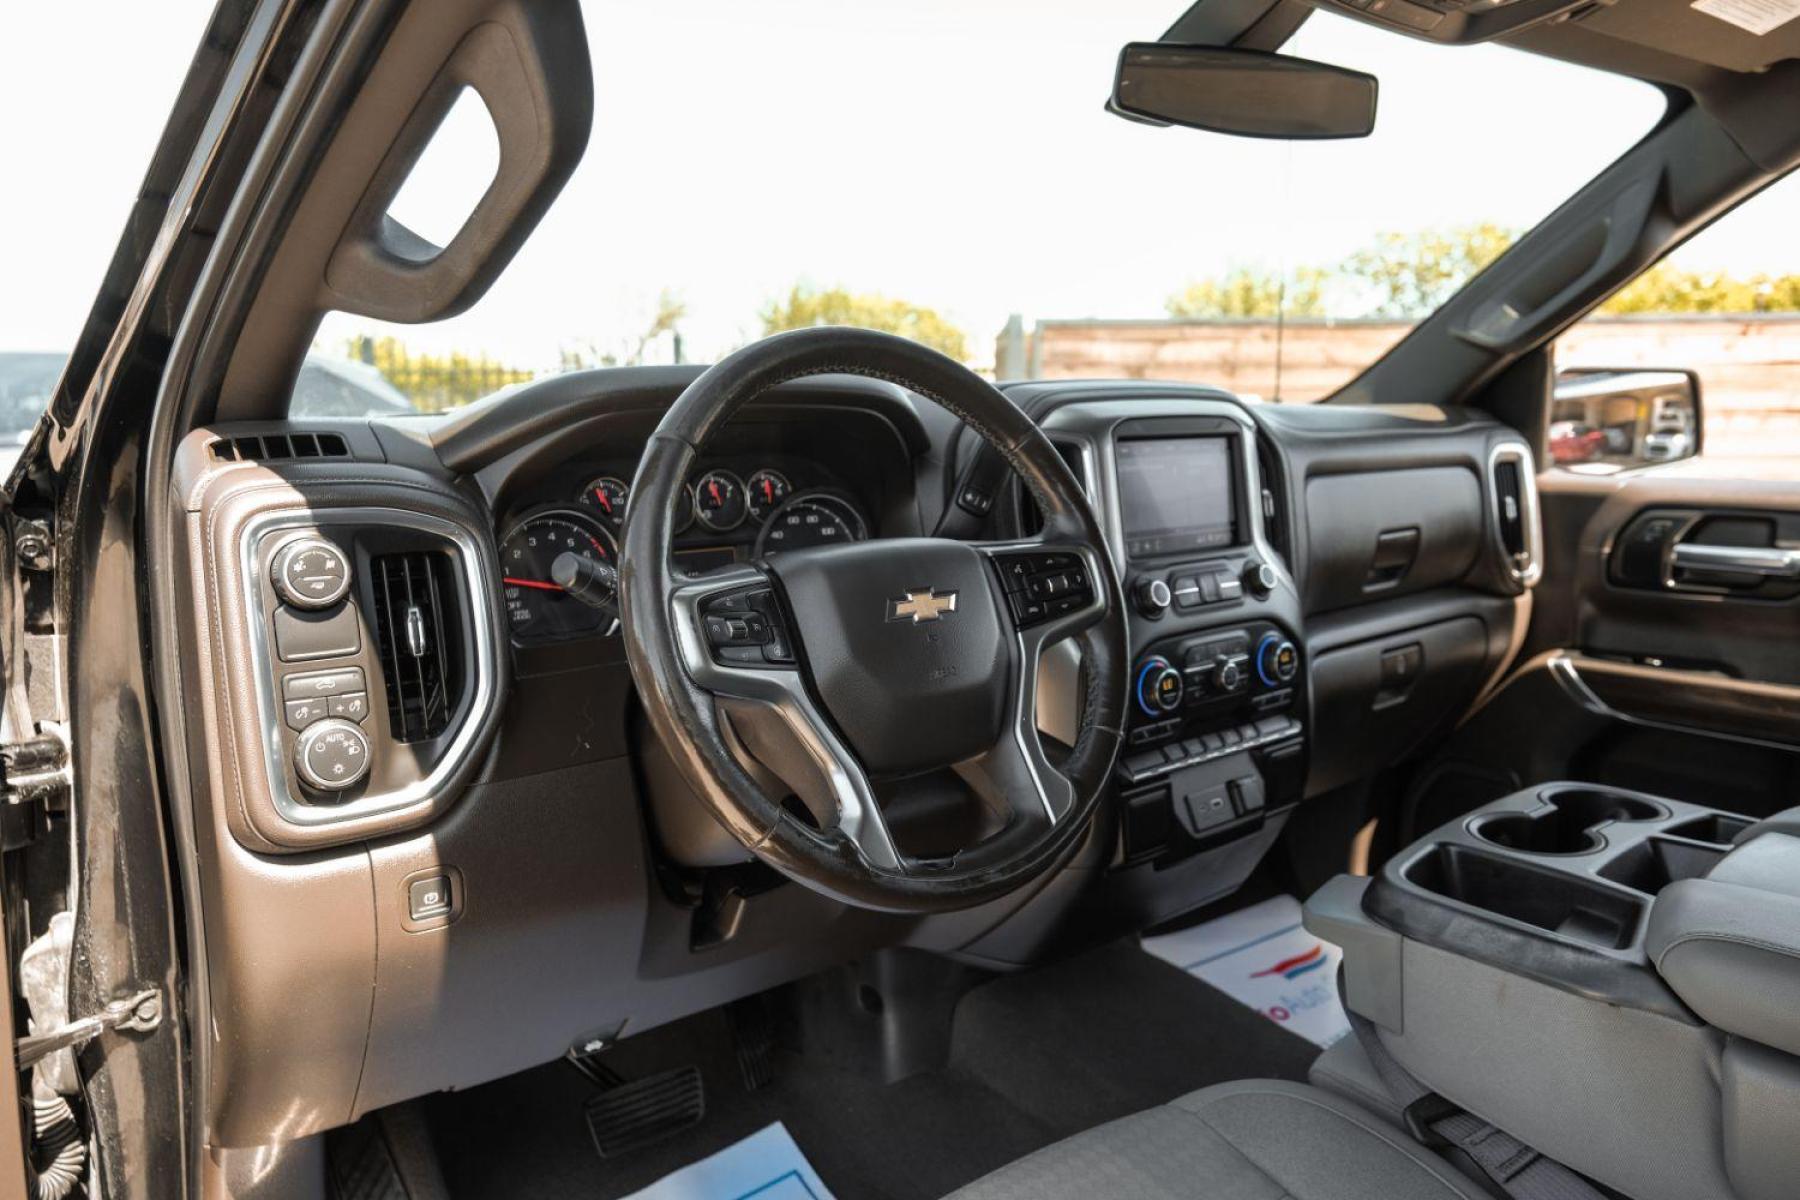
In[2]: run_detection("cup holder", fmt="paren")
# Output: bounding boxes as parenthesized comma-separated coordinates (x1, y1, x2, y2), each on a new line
(1472, 788, 1664, 856)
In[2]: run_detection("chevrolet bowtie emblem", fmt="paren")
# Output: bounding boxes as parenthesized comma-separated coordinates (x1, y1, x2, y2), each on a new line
(887, 588, 959, 624)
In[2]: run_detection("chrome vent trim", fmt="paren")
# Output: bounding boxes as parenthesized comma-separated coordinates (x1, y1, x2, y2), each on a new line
(1488, 441, 1543, 589)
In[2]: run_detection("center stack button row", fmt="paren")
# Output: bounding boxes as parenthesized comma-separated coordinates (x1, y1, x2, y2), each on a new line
(281, 667, 370, 730)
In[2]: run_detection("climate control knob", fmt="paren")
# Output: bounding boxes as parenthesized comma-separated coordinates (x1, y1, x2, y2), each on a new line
(1212, 655, 1246, 693)
(272, 536, 351, 610)
(1257, 634, 1300, 686)
(1134, 656, 1184, 716)
(294, 718, 372, 792)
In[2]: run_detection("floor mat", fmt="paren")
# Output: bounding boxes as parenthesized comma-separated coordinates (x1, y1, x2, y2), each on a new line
(1141, 893, 1351, 1048)
(620, 1122, 833, 1200)
(948, 939, 1320, 1138)
(425, 939, 1321, 1200)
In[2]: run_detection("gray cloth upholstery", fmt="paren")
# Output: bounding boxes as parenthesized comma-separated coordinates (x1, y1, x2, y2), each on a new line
(1308, 1034, 1407, 1127)
(943, 1079, 1488, 1200)
(1648, 834, 1800, 1060)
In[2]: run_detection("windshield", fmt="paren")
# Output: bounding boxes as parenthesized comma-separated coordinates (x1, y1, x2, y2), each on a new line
(3, 3, 1666, 424)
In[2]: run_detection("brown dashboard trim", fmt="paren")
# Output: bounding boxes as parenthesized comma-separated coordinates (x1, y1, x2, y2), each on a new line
(185, 454, 509, 852)
(1557, 652, 1800, 749)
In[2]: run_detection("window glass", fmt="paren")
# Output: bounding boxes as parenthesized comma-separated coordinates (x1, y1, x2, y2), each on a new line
(1553, 171, 1800, 478)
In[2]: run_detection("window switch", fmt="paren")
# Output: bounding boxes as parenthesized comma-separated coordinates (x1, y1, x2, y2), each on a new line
(408, 875, 453, 921)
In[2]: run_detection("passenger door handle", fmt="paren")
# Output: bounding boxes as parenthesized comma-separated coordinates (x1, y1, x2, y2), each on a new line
(1669, 542, 1800, 579)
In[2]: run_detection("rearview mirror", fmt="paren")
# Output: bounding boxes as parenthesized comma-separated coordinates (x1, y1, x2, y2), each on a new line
(1550, 368, 1703, 471)
(1109, 44, 1377, 140)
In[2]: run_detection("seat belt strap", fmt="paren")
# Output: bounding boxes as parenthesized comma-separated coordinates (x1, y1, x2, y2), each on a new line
(1348, 1013, 1608, 1200)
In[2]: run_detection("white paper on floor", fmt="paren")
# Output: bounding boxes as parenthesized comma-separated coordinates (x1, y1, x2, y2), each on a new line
(619, 1121, 835, 1200)
(1141, 893, 1351, 1048)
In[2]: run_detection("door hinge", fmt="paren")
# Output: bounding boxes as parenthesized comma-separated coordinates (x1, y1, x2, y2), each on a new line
(12, 519, 52, 573)
(15, 987, 163, 1069)
(1, 730, 70, 849)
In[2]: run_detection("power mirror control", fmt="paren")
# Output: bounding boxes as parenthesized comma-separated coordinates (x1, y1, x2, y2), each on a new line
(272, 536, 352, 610)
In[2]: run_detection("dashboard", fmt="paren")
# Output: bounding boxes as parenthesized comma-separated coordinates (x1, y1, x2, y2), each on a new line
(166, 365, 1541, 1149)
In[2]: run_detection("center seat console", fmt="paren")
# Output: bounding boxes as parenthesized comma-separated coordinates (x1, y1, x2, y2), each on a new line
(1306, 782, 1800, 1200)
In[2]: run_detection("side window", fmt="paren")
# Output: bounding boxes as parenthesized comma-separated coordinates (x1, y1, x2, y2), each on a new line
(1550, 172, 1800, 477)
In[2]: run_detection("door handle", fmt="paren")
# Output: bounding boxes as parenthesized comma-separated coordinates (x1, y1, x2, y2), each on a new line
(1670, 543, 1800, 579)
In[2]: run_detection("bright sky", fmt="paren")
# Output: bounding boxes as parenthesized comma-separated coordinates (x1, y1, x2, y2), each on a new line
(3, 0, 1796, 375)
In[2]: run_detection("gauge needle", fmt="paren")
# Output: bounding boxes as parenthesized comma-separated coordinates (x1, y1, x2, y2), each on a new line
(709, 480, 721, 505)
(504, 576, 564, 591)
(593, 488, 612, 513)
(762, 479, 772, 503)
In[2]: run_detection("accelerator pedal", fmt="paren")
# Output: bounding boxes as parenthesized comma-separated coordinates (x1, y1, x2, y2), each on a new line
(728, 995, 776, 1092)
(584, 1065, 706, 1160)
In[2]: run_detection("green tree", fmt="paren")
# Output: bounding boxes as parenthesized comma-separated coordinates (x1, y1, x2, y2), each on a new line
(1600, 264, 1800, 314)
(346, 335, 536, 411)
(760, 285, 969, 361)
(1342, 222, 1517, 318)
(1166, 266, 1327, 319)
(559, 289, 689, 370)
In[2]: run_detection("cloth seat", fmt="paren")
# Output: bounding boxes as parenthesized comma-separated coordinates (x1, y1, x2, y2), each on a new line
(944, 1079, 1490, 1200)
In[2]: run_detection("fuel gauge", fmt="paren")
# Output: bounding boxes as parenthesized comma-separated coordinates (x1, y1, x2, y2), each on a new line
(579, 475, 630, 523)
(693, 470, 747, 532)
(745, 469, 791, 520)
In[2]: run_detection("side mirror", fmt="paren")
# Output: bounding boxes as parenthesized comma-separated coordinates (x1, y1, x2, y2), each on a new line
(1109, 44, 1377, 140)
(1550, 369, 1703, 470)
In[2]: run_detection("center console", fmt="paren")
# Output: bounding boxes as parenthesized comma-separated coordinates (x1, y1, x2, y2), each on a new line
(1031, 402, 1309, 878)
(1308, 784, 1800, 1200)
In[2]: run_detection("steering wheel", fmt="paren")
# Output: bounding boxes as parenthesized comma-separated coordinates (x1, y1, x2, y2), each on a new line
(620, 327, 1127, 913)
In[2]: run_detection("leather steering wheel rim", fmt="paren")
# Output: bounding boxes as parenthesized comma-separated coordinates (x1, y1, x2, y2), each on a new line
(620, 326, 1127, 913)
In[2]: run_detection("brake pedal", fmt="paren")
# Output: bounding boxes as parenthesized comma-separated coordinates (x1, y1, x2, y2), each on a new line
(584, 1065, 706, 1160)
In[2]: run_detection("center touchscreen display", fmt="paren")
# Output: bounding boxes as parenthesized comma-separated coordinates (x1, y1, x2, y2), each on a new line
(1116, 437, 1238, 559)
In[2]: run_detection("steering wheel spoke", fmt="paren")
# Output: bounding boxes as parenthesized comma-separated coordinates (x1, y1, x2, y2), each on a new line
(670, 568, 903, 872)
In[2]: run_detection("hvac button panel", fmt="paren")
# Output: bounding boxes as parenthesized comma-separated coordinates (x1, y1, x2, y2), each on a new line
(1119, 715, 1303, 783)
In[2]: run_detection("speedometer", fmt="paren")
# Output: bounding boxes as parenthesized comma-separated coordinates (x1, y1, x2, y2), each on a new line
(500, 509, 618, 642)
(753, 493, 868, 558)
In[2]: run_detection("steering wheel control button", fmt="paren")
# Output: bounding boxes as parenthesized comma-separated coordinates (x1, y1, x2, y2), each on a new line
(701, 587, 794, 667)
(284, 697, 330, 731)
(992, 549, 1094, 628)
(281, 667, 365, 700)
(407, 875, 453, 921)
(1134, 576, 1172, 618)
(271, 537, 352, 610)
(294, 718, 372, 792)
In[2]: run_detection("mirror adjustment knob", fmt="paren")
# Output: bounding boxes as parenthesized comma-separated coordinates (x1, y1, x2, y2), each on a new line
(294, 718, 371, 792)
(272, 537, 351, 610)
(1134, 577, 1172, 618)
(1243, 559, 1279, 598)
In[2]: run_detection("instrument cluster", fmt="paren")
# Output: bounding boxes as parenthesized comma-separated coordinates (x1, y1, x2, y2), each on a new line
(499, 458, 871, 645)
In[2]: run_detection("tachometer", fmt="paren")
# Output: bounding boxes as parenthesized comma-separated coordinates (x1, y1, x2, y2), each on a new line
(579, 475, 629, 523)
(693, 469, 747, 532)
(500, 509, 618, 642)
(745, 469, 791, 520)
(754, 493, 868, 558)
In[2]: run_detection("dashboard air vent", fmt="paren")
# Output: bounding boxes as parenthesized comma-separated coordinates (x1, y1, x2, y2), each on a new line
(1488, 443, 1542, 589)
(370, 550, 465, 742)
(209, 432, 349, 462)
(1254, 433, 1291, 570)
